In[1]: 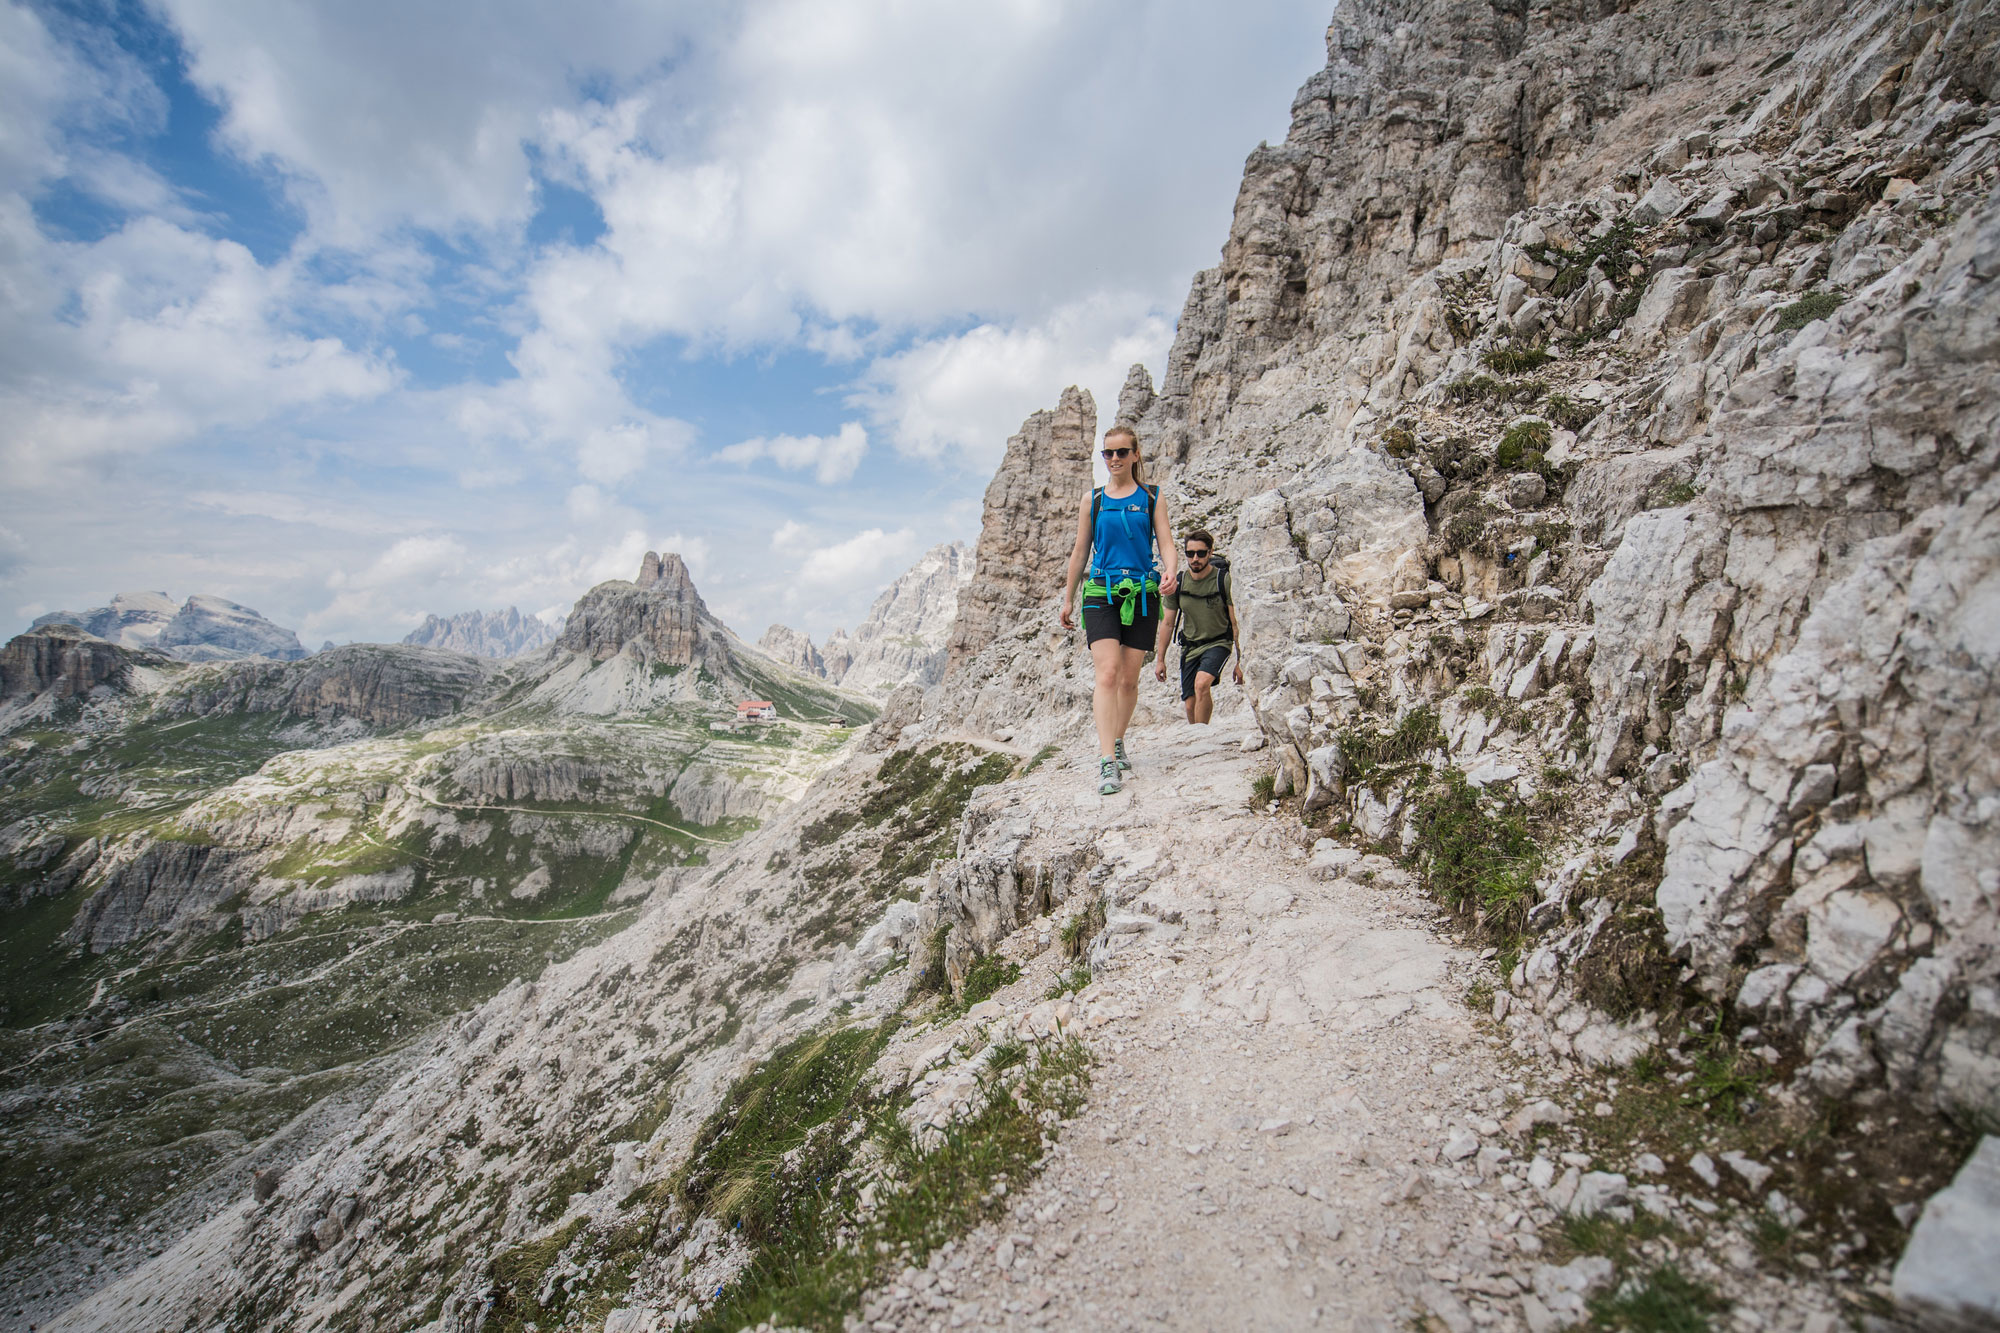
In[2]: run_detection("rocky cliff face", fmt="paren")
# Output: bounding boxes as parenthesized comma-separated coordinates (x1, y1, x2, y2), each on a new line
(401, 607, 561, 658)
(557, 551, 714, 666)
(761, 542, 972, 699)
(834, 542, 974, 697)
(155, 595, 307, 662)
(0, 625, 152, 704)
(1096, 0, 2000, 1126)
(757, 622, 825, 677)
(32, 591, 305, 662)
(162, 644, 498, 731)
(30, 591, 177, 648)
(943, 388, 1096, 675)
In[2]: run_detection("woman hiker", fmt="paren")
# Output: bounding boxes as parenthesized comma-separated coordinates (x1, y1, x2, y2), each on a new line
(1060, 425, 1177, 795)
(1154, 527, 1244, 724)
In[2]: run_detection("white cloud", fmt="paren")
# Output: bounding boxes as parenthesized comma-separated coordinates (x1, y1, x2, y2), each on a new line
(314, 533, 469, 633)
(189, 489, 409, 535)
(329, 534, 467, 591)
(794, 526, 918, 592)
(1, 0, 1334, 646)
(154, 0, 710, 244)
(0, 218, 398, 480)
(717, 421, 867, 484)
(771, 520, 811, 555)
(853, 295, 1172, 469)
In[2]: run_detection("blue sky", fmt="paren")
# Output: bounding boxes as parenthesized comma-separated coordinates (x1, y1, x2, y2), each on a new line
(1, 0, 1329, 647)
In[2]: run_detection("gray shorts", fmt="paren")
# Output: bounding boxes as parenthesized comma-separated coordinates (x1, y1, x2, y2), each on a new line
(1180, 643, 1232, 699)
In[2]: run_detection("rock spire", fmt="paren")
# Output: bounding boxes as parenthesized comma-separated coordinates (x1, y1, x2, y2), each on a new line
(944, 387, 1096, 673)
(557, 551, 711, 664)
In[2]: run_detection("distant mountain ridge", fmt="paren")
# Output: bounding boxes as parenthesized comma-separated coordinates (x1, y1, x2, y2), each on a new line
(401, 606, 561, 658)
(761, 540, 972, 698)
(32, 591, 305, 662)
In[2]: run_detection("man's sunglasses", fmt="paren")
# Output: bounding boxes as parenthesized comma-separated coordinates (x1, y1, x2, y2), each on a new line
(1184, 548, 1210, 558)
(1101, 447, 1133, 459)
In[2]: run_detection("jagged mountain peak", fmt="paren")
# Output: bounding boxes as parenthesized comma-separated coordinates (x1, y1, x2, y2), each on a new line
(754, 542, 973, 698)
(402, 606, 561, 659)
(555, 551, 716, 666)
(758, 623, 825, 676)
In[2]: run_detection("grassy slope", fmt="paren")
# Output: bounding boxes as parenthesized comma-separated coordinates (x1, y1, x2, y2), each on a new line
(0, 687, 849, 1279)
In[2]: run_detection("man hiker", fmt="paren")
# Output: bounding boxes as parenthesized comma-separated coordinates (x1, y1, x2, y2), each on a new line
(1154, 528, 1242, 724)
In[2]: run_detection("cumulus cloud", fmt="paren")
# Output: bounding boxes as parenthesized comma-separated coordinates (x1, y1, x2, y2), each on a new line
(853, 295, 1173, 468)
(2, 0, 1330, 643)
(793, 526, 919, 592)
(329, 534, 467, 591)
(154, 0, 709, 243)
(717, 421, 867, 484)
(0, 218, 398, 480)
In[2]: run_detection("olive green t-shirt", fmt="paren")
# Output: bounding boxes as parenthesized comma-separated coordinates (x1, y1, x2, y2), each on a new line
(1164, 567, 1233, 653)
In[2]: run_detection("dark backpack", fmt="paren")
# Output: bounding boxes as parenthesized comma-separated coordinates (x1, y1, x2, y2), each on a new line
(1174, 554, 1233, 646)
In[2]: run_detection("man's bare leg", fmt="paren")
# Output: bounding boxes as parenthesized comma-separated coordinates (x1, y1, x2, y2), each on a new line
(1190, 671, 1218, 725)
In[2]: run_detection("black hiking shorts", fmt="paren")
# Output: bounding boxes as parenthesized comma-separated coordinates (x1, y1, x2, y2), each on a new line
(1082, 596, 1159, 651)
(1180, 643, 1232, 699)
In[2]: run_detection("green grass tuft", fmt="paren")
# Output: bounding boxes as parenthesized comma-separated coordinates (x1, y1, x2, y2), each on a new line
(1495, 419, 1553, 470)
(1405, 769, 1541, 947)
(1774, 291, 1842, 332)
(1542, 393, 1599, 431)
(1482, 344, 1553, 374)
(1339, 707, 1443, 787)
(682, 1032, 1093, 1332)
(1589, 1265, 1729, 1333)
(1019, 744, 1060, 777)
(1046, 964, 1093, 999)
(1058, 898, 1106, 960)
(957, 953, 1021, 1009)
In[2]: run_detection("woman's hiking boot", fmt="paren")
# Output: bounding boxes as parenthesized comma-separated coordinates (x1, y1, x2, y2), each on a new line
(1099, 757, 1122, 795)
(1114, 737, 1132, 772)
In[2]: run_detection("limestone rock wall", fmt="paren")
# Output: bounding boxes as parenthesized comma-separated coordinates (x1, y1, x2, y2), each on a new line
(157, 595, 307, 662)
(757, 623, 825, 677)
(1098, 0, 2000, 1122)
(558, 551, 712, 666)
(943, 388, 1096, 674)
(838, 542, 973, 697)
(29, 591, 177, 649)
(161, 645, 496, 731)
(0, 625, 143, 703)
(764, 542, 973, 698)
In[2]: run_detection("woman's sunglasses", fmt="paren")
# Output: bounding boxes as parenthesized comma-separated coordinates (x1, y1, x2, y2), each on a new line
(1101, 447, 1133, 459)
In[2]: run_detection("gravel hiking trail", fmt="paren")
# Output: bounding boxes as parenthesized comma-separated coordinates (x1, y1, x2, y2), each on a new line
(857, 705, 1558, 1332)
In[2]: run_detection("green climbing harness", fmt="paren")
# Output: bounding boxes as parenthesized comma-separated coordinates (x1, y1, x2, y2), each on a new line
(1081, 573, 1161, 626)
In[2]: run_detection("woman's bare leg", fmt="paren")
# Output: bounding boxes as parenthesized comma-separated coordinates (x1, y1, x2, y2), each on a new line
(1114, 645, 1146, 739)
(1091, 638, 1126, 757)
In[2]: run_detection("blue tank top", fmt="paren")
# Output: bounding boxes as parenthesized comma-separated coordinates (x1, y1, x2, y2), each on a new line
(1091, 485, 1157, 581)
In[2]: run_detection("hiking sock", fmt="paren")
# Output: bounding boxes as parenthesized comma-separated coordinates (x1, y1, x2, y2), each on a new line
(1114, 737, 1131, 771)
(1099, 757, 1122, 795)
